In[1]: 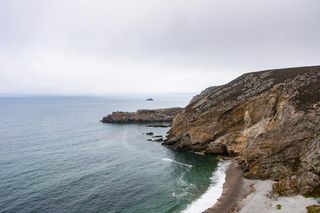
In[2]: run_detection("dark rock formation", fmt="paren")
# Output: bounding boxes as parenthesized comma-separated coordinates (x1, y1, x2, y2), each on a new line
(146, 135, 165, 143)
(153, 137, 164, 142)
(164, 66, 320, 196)
(147, 124, 171, 128)
(101, 107, 183, 123)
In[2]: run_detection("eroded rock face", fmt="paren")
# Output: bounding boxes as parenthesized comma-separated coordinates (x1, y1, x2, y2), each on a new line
(164, 66, 320, 195)
(101, 107, 183, 123)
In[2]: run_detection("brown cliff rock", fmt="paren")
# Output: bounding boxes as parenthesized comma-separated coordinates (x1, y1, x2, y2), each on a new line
(101, 107, 183, 123)
(164, 66, 320, 196)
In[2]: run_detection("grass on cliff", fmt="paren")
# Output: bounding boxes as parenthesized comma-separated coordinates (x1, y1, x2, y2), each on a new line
(305, 186, 320, 198)
(306, 205, 320, 213)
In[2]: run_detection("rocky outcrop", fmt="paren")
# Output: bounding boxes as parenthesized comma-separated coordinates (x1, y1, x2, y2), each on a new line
(101, 107, 183, 123)
(164, 66, 320, 196)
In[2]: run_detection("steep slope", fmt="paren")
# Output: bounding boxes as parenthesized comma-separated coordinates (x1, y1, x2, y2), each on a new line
(164, 66, 320, 196)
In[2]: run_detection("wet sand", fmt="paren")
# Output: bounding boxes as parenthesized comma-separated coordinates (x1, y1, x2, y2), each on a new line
(204, 160, 246, 213)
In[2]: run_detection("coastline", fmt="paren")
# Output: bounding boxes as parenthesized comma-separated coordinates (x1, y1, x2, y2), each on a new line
(182, 160, 231, 213)
(204, 159, 247, 213)
(204, 160, 318, 213)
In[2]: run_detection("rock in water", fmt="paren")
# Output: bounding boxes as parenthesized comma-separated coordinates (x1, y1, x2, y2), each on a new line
(164, 66, 320, 196)
(147, 124, 171, 128)
(101, 107, 183, 123)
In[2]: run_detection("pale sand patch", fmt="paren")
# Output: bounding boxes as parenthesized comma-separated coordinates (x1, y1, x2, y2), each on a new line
(238, 179, 318, 213)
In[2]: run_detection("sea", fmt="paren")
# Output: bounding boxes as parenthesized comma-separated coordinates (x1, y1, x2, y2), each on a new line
(0, 95, 228, 213)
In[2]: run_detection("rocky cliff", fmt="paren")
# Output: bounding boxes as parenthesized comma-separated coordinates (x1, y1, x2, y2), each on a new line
(101, 107, 183, 123)
(164, 66, 320, 196)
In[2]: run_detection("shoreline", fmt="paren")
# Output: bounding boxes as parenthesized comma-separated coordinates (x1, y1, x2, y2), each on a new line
(204, 159, 318, 213)
(182, 161, 231, 213)
(204, 159, 246, 213)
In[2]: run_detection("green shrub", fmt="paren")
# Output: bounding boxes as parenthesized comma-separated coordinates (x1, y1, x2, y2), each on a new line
(304, 186, 320, 198)
(306, 205, 320, 213)
(276, 204, 282, 210)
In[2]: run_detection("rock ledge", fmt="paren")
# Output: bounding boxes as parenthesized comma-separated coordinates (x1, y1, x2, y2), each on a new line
(101, 107, 183, 123)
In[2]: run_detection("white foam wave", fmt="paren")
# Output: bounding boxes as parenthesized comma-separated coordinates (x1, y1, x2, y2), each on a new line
(172, 190, 189, 198)
(181, 160, 231, 213)
(159, 158, 193, 168)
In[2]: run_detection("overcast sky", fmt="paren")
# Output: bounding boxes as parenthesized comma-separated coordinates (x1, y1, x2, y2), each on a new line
(0, 0, 319, 95)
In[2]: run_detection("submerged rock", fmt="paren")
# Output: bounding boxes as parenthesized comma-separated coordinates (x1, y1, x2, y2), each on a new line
(146, 136, 164, 143)
(164, 66, 320, 196)
(153, 138, 164, 142)
(101, 107, 182, 123)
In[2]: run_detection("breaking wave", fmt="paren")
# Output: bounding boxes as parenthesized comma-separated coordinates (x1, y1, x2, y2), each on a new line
(159, 158, 193, 168)
(181, 160, 231, 213)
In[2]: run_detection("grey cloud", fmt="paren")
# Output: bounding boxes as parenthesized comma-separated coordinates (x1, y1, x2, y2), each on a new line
(0, 0, 319, 94)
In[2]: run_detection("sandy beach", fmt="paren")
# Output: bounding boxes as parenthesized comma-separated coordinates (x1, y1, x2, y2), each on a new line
(204, 160, 248, 213)
(205, 160, 319, 213)
(237, 180, 318, 213)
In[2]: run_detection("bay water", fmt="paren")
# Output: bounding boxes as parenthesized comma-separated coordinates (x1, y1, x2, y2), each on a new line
(0, 95, 225, 213)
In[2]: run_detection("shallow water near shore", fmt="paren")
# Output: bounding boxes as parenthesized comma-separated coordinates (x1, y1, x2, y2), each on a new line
(0, 95, 223, 213)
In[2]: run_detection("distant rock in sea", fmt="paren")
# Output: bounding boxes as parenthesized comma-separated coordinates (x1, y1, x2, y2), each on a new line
(146, 98, 154, 101)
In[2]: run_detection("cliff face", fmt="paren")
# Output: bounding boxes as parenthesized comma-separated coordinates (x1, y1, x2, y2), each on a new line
(164, 66, 320, 196)
(101, 107, 182, 123)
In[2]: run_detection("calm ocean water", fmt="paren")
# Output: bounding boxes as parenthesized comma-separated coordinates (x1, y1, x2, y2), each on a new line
(0, 95, 226, 213)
